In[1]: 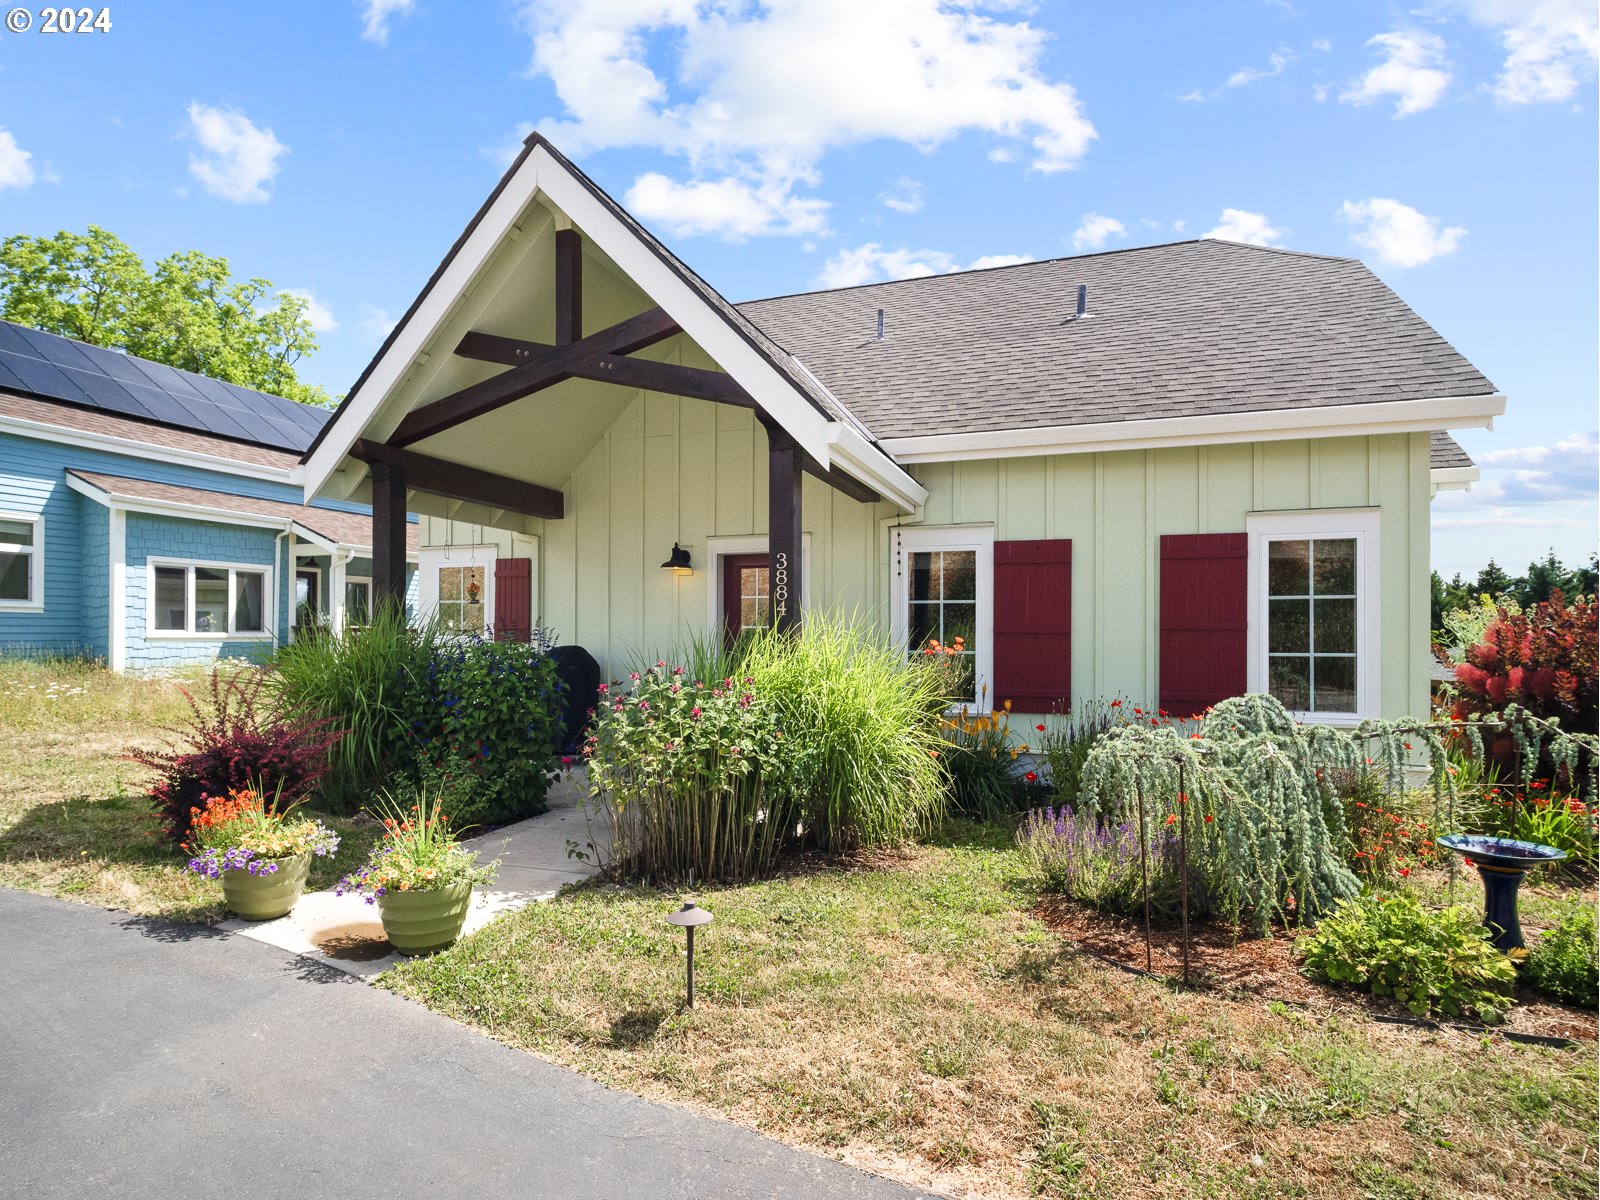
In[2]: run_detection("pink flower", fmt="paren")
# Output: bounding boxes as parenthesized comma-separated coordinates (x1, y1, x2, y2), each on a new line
(691, 707, 703, 719)
(597, 683, 609, 695)
(672, 666, 685, 676)
(630, 672, 641, 682)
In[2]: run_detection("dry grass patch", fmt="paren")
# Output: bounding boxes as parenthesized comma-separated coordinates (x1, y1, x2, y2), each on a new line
(384, 827, 1598, 1200)
(0, 656, 378, 920)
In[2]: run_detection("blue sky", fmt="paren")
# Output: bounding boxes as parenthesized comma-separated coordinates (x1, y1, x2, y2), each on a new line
(0, 0, 1594, 578)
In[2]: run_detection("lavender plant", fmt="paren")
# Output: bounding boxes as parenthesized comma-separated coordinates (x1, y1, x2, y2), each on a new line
(1017, 805, 1203, 919)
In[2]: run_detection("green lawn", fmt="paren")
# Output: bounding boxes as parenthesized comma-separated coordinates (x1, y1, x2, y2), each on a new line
(384, 827, 1598, 1200)
(0, 656, 378, 921)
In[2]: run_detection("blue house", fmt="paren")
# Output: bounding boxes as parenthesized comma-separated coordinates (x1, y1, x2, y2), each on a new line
(0, 320, 416, 670)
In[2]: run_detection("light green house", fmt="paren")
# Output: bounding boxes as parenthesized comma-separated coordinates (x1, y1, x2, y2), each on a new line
(302, 136, 1501, 725)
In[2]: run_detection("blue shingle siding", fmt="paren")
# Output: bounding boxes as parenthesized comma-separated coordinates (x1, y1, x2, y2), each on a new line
(0, 431, 87, 654)
(79, 496, 109, 660)
(123, 512, 281, 669)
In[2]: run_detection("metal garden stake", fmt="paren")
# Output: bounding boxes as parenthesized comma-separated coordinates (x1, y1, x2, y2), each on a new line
(666, 901, 713, 1009)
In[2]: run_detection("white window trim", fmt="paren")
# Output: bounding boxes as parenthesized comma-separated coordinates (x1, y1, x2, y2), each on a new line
(1246, 508, 1381, 726)
(702, 534, 814, 638)
(890, 524, 995, 711)
(344, 575, 373, 627)
(145, 556, 275, 640)
(0, 511, 44, 612)
(417, 544, 497, 635)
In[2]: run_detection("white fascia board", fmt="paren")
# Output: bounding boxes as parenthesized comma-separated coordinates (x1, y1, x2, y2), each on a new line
(0, 410, 299, 484)
(302, 141, 840, 498)
(529, 150, 832, 467)
(826, 421, 927, 512)
(879, 393, 1508, 464)
(300, 156, 544, 499)
(1429, 466, 1479, 493)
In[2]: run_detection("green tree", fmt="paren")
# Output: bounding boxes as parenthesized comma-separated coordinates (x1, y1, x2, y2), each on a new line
(1516, 549, 1572, 608)
(0, 226, 330, 406)
(1475, 559, 1514, 598)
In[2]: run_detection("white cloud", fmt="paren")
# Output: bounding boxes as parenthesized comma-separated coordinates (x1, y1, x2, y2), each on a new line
(1227, 47, 1296, 88)
(880, 178, 923, 214)
(184, 102, 287, 203)
(1339, 197, 1465, 267)
(357, 304, 396, 346)
(1311, 37, 1332, 53)
(1340, 31, 1452, 117)
(1177, 88, 1208, 102)
(517, 0, 1096, 240)
(1448, 0, 1598, 104)
(358, 0, 414, 46)
(358, 0, 412, 45)
(624, 172, 829, 240)
(0, 130, 36, 191)
(1071, 212, 1126, 251)
(1474, 432, 1599, 504)
(1202, 208, 1285, 246)
(280, 289, 339, 334)
(815, 243, 1030, 288)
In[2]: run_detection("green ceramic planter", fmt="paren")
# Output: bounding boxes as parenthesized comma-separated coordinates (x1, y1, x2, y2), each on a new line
(376, 880, 474, 955)
(221, 852, 311, 921)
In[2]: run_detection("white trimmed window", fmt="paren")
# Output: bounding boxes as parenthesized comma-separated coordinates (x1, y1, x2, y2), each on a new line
(149, 560, 270, 637)
(891, 525, 994, 709)
(0, 513, 42, 609)
(1246, 510, 1381, 722)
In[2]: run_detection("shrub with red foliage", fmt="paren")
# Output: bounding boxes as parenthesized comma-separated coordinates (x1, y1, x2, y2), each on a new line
(129, 670, 343, 845)
(1453, 590, 1598, 769)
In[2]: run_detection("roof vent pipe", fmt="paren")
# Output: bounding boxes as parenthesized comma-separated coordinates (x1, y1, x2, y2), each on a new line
(1075, 284, 1091, 320)
(875, 308, 885, 341)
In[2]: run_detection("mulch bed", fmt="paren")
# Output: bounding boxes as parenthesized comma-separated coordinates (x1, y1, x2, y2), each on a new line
(1033, 895, 1598, 1044)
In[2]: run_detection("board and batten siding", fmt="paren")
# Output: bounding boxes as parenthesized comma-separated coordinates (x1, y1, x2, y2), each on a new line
(421, 398, 1431, 720)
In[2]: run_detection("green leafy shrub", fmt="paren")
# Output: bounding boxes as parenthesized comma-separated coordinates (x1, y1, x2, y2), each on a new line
(740, 613, 948, 851)
(582, 664, 801, 881)
(270, 607, 435, 808)
(1525, 904, 1599, 1008)
(403, 634, 565, 827)
(1299, 891, 1517, 1023)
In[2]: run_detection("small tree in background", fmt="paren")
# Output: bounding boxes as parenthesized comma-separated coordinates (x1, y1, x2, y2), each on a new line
(0, 226, 330, 406)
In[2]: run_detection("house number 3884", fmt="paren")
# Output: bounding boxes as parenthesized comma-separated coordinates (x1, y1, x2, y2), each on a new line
(772, 551, 788, 619)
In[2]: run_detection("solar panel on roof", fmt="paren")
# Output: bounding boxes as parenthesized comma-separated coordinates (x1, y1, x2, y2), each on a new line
(0, 319, 328, 454)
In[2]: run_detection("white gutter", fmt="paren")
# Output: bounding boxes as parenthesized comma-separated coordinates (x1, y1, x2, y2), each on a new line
(1429, 466, 1479, 493)
(880, 393, 1508, 464)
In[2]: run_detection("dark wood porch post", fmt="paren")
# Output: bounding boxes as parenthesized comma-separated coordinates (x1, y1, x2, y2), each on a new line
(371, 458, 408, 612)
(767, 424, 802, 634)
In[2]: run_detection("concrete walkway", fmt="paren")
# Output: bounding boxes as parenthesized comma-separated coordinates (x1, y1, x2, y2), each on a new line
(0, 888, 927, 1200)
(220, 774, 601, 976)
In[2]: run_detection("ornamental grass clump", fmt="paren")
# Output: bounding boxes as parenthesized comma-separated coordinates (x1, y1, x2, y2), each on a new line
(739, 612, 948, 851)
(583, 664, 801, 883)
(336, 783, 497, 902)
(182, 784, 340, 880)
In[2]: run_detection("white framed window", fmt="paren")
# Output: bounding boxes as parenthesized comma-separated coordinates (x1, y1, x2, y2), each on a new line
(147, 558, 272, 638)
(1246, 509, 1381, 723)
(417, 545, 496, 635)
(891, 525, 994, 709)
(0, 512, 43, 610)
(344, 576, 372, 628)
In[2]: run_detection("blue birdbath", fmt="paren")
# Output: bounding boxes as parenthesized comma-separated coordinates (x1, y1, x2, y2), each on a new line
(1436, 834, 1567, 952)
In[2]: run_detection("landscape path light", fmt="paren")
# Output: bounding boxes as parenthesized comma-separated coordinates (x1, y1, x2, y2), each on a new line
(665, 900, 713, 1009)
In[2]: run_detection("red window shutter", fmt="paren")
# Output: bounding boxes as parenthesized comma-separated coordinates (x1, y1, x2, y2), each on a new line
(993, 539, 1071, 712)
(493, 557, 532, 643)
(1159, 534, 1247, 717)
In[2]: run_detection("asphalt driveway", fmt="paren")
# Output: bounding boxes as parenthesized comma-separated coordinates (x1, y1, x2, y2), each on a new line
(0, 889, 927, 1199)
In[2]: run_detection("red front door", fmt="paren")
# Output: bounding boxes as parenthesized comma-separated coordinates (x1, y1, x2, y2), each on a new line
(721, 554, 771, 647)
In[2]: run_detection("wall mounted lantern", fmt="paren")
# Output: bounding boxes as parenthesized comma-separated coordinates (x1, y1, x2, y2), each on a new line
(660, 542, 693, 575)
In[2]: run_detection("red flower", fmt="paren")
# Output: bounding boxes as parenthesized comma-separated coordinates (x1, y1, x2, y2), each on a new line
(1203, 813, 1214, 824)
(1025, 770, 1038, 783)
(1036, 724, 1046, 733)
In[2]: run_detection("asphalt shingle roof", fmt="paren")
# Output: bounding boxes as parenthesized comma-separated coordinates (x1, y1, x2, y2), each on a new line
(737, 241, 1498, 442)
(66, 470, 417, 551)
(1429, 430, 1475, 470)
